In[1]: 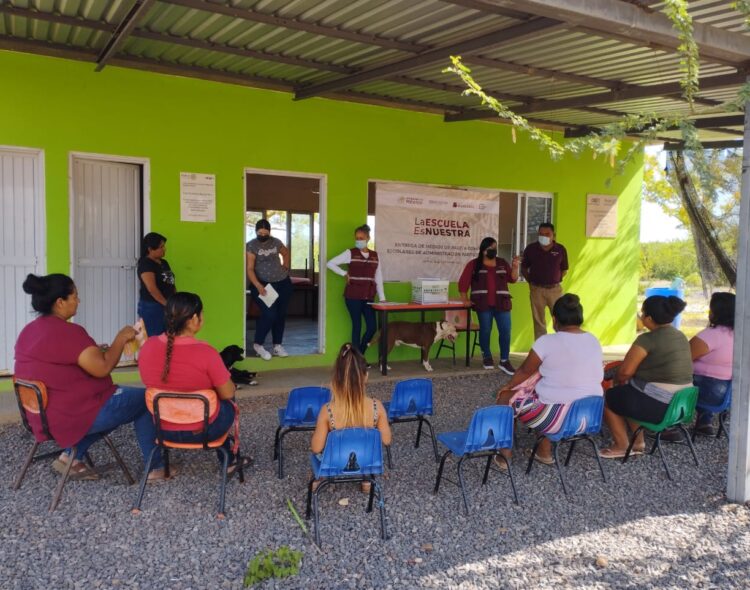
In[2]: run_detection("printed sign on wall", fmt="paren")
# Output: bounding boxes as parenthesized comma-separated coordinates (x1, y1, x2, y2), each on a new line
(586, 194, 618, 238)
(180, 172, 216, 222)
(376, 183, 500, 281)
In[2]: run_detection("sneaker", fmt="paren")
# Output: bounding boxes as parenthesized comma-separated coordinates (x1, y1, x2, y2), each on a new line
(482, 356, 494, 370)
(498, 360, 515, 375)
(253, 344, 271, 361)
(272, 344, 289, 358)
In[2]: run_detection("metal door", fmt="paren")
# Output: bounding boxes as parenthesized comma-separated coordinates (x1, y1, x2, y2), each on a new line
(71, 157, 140, 345)
(0, 148, 45, 374)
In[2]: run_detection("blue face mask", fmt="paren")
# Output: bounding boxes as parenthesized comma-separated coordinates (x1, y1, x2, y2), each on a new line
(355, 239, 368, 250)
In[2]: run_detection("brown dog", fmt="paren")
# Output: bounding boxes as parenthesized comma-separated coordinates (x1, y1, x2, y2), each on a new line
(372, 321, 457, 372)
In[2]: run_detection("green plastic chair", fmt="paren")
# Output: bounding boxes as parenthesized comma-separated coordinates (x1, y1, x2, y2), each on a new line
(623, 386, 700, 480)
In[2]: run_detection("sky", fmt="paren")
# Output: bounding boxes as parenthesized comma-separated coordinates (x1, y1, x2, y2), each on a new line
(640, 145, 688, 243)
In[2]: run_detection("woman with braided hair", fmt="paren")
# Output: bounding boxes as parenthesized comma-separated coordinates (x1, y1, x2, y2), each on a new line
(138, 292, 250, 474)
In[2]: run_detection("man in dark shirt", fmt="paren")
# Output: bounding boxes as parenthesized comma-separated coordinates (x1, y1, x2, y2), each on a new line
(521, 222, 569, 339)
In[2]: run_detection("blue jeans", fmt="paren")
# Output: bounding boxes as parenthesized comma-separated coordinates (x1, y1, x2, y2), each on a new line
(138, 300, 165, 337)
(693, 373, 731, 425)
(72, 386, 163, 471)
(477, 309, 511, 361)
(250, 276, 293, 346)
(345, 298, 377, 354)
(161, 400, 237, 463)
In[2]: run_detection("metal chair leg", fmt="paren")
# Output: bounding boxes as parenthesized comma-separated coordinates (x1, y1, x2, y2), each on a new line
(564, 440, 577, 466)
(305, 477, 315, 519)
(623, 426, 644, 464)
(131, 446, 158, 513)
(374, 481, 388, 540)
(273, 425, 282, 460)
(217, 447, 230, 518)
(500, 454, 519, 505)
(415, 418, 424, 448)
(456, 457, 470, 515)
(526, 437, 541, 474)
(422, 418, 440, 462)
(433, 450, 451, 494)
(366, 476, 376, 513)
(236, 449, 246, 484)
(277, 430, 290, 479)
(13, 441, 39, 490)
(654, 433, 673, 480)
(718, 411, 728, 439)
(102, 435, 135, 485)
(482, 455, 492, 485)
(585, 436, 607, 483)
(385, 445, 393, 470)
(552, 442, 568, 495)
(49, 445, 77, 512)
(163, 448, 171, 478)
(679, 424, 700, 467)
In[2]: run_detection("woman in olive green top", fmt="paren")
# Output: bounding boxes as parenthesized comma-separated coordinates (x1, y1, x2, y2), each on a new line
(600, 295, 693, 459)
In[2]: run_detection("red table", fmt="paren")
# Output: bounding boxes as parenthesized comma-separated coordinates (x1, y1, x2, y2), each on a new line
(370, 301, 472, 376)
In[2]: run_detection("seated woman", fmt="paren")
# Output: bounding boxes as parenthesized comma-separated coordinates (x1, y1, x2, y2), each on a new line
(138, 292, 249, 473)
(311, 343, 392, 490)
(14, 273, 166, 480)
(691, 292, 735, 436)
(496, 294, 603, 464)
(600, 295, 692, 458)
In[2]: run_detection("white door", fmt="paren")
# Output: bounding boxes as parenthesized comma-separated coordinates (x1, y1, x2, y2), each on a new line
(71, 158, 140, 345)
(0, 148, 45, 374)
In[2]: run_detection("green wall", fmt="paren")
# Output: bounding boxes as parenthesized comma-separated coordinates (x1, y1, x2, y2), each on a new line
(0, 50, 642, 371)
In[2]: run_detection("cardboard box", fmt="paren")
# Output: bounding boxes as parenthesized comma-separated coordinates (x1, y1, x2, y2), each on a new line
(411, 278, 449, 304)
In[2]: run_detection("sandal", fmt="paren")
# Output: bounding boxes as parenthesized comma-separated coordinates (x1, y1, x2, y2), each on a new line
(533, 454, 554, 466)
(598, 447, 644, 460)
(227, 456, 252, 477)
(52, 457, 99, 481)
(147, 466, 178, 484)
(492, 455, 509, 472)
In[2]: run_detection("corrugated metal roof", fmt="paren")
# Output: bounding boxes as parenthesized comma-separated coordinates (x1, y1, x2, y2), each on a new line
(1, 0, 748, 141)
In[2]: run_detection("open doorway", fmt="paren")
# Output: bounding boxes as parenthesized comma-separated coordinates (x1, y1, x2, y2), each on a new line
(245, 170, 324, 357)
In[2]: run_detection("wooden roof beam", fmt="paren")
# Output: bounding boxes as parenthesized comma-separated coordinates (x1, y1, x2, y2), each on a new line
(446, 72, 747, 122)
(95, 0, 157, 71)
(293, 18, 563, 100)
(484, 0, 750, 64)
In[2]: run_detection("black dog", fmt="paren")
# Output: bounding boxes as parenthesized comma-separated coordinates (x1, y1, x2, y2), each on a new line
(219, 345, 258, 386)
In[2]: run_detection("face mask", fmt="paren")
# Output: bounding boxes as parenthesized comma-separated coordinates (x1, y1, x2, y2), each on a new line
(355, 239, 368, 250)
(538, 235, 552, 247)
(256, 234, 270, 242)
(485, 248, 497, 259)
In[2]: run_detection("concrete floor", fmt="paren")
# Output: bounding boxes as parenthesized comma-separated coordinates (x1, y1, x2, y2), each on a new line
(246, 316, 319, 356)
(0, 345, 629, 424)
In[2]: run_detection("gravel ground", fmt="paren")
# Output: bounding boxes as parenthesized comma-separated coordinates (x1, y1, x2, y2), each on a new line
(0, 372, 747, 589)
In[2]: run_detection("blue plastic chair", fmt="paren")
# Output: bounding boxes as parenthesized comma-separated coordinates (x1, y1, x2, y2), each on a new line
(526, 395, 606, 495)
(274, 386, 331, 479)
(692, 382, 732, 442)
(383, 379, 439, 468)
(434, 406, 518, 515)
(305, 428, 387, 547)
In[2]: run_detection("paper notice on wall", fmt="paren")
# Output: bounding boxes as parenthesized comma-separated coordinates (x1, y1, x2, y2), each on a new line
(586, 194, 618, 238)
(376, 183, 500, 282)
(180, 172, 216, 222)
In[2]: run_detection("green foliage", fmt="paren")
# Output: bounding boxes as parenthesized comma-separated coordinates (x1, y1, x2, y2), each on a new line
(664, 0, 699, 108)
(640, 240, 698, 281)
(243, 546, 303, 587)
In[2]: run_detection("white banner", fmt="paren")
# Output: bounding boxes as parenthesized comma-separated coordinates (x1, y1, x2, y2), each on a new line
(376, 183, 500, 282)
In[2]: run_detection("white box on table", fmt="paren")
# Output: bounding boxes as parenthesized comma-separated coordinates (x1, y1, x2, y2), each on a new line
(411, 278, 449, 304)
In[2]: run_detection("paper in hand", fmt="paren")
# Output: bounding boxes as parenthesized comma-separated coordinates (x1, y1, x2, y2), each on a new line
(258, 283, 279, 307)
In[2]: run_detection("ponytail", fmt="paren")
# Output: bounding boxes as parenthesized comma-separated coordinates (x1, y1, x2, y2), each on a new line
(160, 292, 203, 382)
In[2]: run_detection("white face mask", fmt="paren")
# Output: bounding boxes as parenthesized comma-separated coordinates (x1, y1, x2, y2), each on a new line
(355, 239, 368, 250)
(538, 235, 552, 247)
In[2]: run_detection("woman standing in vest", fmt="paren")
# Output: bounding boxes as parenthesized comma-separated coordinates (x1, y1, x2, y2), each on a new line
(458, 237, 520, 374)
(326, 224, 385, 354)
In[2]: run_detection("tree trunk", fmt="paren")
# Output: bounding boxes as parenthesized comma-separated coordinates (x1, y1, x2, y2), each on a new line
(669, 151, 738, 287)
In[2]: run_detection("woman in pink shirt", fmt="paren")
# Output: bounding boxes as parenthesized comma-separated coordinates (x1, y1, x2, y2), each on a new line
(690, 292, 735, 436)
(138, 292, 250, 474)
(14, 273, 166, 481)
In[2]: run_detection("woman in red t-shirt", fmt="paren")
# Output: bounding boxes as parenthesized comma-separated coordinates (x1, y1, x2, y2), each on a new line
(14, 274, 167, 481)
(138, 292, 250, 473)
